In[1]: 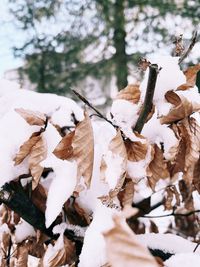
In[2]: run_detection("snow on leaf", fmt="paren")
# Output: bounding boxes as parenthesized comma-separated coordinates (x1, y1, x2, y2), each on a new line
(28, 135, 47, 190)
(125, 134, 148, 162)
(43, 236, 76, 267)
(177, 64, 200, 91)
(15, 108, 46, 126)
(14, 132, 41, 165)
(72, 111, 94, 188)
(103, 214, 159, 267)
(116, 84, 141, 104)
(160, 93, 200, 124)
(147, 144, 169, 190)
(53, 131, 75, 160)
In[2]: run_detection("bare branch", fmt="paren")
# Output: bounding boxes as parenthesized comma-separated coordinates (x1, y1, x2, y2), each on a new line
(133, 64, 159, 133)
(179, 31, 198, 64)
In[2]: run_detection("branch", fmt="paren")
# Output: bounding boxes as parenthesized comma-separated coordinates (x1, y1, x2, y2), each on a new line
(133, 64, 159, 133)
(71, 89, 115, 127)
(142, 209, 200, 219)
(179, 31, 198, 64)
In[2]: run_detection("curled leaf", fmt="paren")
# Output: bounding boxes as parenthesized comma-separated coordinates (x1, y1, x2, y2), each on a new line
(53, 131, 75, 160)
(116, 84, 140, 104)
(125, 138, 147, 162)
(160, 93, 200, 124)
(28, 135, 47, 190)
(103, 214, 159, 267)
(177, 64, 200, 91)
(14, 132, 41, 165)
(147, 145, 169, 190)
(15, 108, 46, 126)
(16, 244, 28, 267)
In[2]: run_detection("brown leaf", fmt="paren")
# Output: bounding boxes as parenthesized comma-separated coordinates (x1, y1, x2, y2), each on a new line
(31, 183, 47, 213)
(125, 135, 148, 162)
(45, 237, 76, 267)
(15, 108, 46, 126)
(16, 244, 28, 267)
(147, 145, 169, 190)
(118, 179, 134, 207)
(164, 187, 174, 210)
(72, 112, 94, 188)
(179, 180, 194, 210)
(149, 220, 159, 233)
(165, 91, 181, 106)
(103, 214, 159, 267)
(14, 132, 41, 165)
(193, 155, 200, 193)
(28, 135, 47, 190)
(177, 64, 200, 91)
(160, 93, 200, 124)
(99, 157, 107, 183)
(53, 131, 75, 160)
(116, 84, 140, 104)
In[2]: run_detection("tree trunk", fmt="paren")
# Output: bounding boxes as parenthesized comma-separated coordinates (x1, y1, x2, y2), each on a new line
(113, 0, 128, 90)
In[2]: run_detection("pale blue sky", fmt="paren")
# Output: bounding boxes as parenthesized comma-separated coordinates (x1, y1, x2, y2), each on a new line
(0, 0, 24, 77)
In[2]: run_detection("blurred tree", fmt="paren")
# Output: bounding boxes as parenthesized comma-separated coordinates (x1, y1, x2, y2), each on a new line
(9, 0, 200, 95)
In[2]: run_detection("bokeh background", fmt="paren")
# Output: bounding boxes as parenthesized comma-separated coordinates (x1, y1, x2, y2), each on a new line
(0, 0, 200, 106)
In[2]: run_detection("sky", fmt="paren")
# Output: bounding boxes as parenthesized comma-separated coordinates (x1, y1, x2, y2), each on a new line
(0, 0, 24, 77)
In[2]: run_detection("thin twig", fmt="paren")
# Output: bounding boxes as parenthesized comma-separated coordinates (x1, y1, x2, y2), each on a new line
(71, 89, 114, 126)
(179, 31, 198, 64)
(193, 243, 200, 252)
(142, 209, 200, 219)
(133, 64, 159, 133)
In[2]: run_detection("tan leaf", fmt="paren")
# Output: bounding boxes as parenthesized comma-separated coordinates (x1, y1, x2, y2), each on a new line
(72, 112, 94, 188)
(147, 145, 169, 190)
(160, 93, 200, 124)
(15, 108, 46, 126)
(165, 91, 181, 106)
(31, 183, 47, 213)
(28, 135, 47, 190)
(116, 84, 140, 104)
(53, 131, 75, 160)
(149, 220, 159, 233)
(164, 186, 180, 210)
(103, 214, 159, 267)
(14, 132, 41, 165)
(16, 244, 28, 267)
(46, 237, 76, 267)
(193, 155, 200, 193)
(118, 179, 134, 207)
(179, 180, 194, 210)
(100, 157, 107, 183)
(125, 136, 148, 162)
(177, 64, 200, 91)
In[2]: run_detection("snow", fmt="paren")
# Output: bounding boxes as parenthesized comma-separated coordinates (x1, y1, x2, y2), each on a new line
(0, 79, 20, 97)
(164, 253, 200, 267)
(79, 202, 117, 267)
(14, 219, 36, 243)
(136, 233, 200, 254)
(140, 56, 186, 116)
(44, 159, 77, 228)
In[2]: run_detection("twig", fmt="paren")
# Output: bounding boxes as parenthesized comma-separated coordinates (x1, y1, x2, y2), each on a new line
(193, 243, 200, 252)
(179, 31, 198, 64)
(142, 209, 200, 219)
(133, 64, 159, 133)
(72, 89, 114, 127)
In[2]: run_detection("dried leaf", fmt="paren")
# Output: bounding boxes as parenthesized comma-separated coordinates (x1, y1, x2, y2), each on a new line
(15, 108, 46, 126)
(116, 84, 140, 104)
(125, 137, 148, 162)
(100, 157, 107, 183)
(14, 132, 41, 165)
(118, 179, 134, 207)
(165, 91, 181, 106)
(28, 135, 47, 190)
(147, 145, 169, 190)
(179, 180, 194, 210)
(72, 112, 94, 188)
(149, 220, 159, 233)
(16, 244, 28, 267)
(160, 93, 200, 124)
(177, 64, 200, 91)
(31, 183, 47, 213)
(53, 131, 75, 160)
(164, 187, 174, 210)
(103, 214, 159, 267)
(46, 237, 76, 266)
(193, 155, 200, 193)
